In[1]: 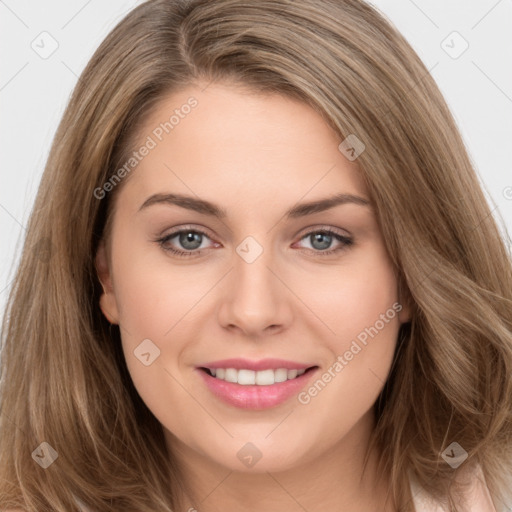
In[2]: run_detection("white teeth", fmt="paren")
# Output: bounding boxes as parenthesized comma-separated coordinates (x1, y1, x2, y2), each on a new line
(255, 369, 273, 385)
(207, 367, 309, 385)
(274, 368, 288, 383)
(225, 368, 238, 383)
(238, 369, 256, 385)
(287, 369, 298, 379)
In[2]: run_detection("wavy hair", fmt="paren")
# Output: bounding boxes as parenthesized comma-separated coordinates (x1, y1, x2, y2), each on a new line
(1, 0, 512, 510)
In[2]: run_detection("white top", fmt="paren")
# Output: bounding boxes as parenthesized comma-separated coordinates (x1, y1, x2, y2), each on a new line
(409, 464, 499, 512)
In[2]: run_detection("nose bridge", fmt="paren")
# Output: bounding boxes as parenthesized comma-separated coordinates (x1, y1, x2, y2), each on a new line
(218, 233, 292, 334)
(233, 235, 278, 311)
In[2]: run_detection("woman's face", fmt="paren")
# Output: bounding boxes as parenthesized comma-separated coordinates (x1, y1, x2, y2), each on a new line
(96, 81, 410, 474)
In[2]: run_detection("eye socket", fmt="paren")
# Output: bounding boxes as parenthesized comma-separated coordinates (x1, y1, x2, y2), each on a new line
(155, 225, 353, 258)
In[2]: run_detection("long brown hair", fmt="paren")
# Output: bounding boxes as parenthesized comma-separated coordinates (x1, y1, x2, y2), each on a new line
(1, 0, 511, 510)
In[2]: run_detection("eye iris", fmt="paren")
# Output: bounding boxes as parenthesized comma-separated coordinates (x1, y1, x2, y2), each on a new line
(180, 231, 202, 250)
(311, 232, 332, 250)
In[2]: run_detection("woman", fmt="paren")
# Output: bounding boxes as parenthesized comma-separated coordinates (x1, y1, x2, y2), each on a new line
(1, 0, 511, 510)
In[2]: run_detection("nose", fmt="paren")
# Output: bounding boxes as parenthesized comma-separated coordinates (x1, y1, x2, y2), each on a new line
(216, 241, 293, 338)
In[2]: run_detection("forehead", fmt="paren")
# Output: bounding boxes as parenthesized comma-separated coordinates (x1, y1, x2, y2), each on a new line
(118, 82, 369, 214)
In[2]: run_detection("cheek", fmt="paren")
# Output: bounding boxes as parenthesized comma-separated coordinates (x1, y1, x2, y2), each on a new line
(109, 233, 217, 408)
(111, 230, 211, 337)
(305, 247, 399, 345)
(299, 245, 401, 402)
(109, 238, 205, 428)
(294, 254, 401, 438)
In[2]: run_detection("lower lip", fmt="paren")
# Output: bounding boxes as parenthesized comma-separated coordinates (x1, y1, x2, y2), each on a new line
(196, 367, 318, 409)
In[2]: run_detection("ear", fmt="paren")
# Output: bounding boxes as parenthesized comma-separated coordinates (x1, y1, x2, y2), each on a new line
(397, 278, 413, 324)
(397, 300, 412, 324)
(95, 240, 120, 325)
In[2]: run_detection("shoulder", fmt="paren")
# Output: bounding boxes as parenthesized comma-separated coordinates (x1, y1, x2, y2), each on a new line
(410, 463, 498, 512)
(458, 464, 497, 512)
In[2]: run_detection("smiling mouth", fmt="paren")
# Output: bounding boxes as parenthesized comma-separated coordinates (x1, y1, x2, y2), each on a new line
(199, 366, 318, 386)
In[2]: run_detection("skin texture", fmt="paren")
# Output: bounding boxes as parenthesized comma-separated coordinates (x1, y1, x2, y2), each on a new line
(95, 81, 411, 512)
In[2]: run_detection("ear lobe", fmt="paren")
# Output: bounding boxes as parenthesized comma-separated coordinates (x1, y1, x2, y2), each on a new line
(95, 241, 119, 325)
(397, 280, 413, 324)
(398, 300, 412, 324)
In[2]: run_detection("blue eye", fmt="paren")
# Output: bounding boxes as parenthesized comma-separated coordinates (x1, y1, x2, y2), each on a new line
(156, 228, 213, 257)
(156, 226, 353, 258)
(296, 229, 353, 255)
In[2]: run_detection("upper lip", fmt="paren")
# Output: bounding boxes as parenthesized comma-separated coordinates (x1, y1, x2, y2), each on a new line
(197, 358, 317, 371)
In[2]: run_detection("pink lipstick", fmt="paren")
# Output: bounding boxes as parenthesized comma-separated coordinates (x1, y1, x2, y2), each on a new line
(196, 358, 318, 409)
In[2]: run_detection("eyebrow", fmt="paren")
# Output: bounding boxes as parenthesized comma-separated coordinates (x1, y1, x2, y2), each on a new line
(138, 192, 371, 219)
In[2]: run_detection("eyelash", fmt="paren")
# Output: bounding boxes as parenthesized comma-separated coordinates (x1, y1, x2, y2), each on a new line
(155, 225, 354, 258)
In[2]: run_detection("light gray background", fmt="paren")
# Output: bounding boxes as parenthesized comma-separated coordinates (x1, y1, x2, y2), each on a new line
(1, 0, 511, 320)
